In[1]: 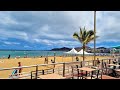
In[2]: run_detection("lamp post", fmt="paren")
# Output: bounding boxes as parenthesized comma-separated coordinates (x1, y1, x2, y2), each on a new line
(93, 11, 96, 66)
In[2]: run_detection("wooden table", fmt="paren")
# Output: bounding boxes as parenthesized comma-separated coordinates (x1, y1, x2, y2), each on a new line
(77, 67, 97, 79)
(107, 64, 116, 66)
(78, 67, 96, 72)
(101, 75, 117, 79)
(38, 73, 66, 79)
(115, 69, 120, 72)
(108, 64, 120, 67)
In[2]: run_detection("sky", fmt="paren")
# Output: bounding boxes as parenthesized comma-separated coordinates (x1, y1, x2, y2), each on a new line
(0, 11, 120, 50)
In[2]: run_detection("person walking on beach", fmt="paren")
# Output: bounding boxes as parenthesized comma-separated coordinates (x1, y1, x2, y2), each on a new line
(44, 57, 48, 64)
(8, 54, 10, 59)
(18, 62, 22, 74)
(96, 58, 100, 66)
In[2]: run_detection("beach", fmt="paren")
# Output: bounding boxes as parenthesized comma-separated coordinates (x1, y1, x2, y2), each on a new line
(0, 55, 112, 78)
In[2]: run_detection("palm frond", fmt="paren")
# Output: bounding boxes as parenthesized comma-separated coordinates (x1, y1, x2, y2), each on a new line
(73, 32, 81, 42)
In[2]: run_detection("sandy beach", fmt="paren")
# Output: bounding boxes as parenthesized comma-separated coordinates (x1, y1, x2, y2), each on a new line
(0, 55, 112, 78)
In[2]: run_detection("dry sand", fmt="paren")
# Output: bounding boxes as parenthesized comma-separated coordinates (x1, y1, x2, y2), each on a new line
(0, 56, 112, 78)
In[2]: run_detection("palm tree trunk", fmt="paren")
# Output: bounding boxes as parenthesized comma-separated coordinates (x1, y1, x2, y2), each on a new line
(82, 44, 85, 67)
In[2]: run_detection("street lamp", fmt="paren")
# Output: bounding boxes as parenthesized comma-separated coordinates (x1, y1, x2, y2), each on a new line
(93, 11, 96, 66)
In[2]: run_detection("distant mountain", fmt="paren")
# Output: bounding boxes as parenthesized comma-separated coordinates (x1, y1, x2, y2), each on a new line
(75, 46, 91, 51)
(96, 47, 107, 49)
(50, 47, 71, 51)
(50, 46, 92, 51)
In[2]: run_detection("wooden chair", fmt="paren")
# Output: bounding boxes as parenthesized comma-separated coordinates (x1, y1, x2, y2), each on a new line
(71, 65, 86, 79)
(102, 62, 111, 75)
(63, 65, 74, 79)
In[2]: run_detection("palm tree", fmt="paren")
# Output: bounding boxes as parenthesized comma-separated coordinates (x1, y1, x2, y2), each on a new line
(73, 27, 98, 61)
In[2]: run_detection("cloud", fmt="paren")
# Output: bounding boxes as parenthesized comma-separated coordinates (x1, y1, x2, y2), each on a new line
(24, 45, 31, 48)
(0, 11, 120, 49)
(3, 41, 20, 45)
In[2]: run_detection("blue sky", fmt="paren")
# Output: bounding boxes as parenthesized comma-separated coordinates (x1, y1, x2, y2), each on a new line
(0, 11, 120, 50)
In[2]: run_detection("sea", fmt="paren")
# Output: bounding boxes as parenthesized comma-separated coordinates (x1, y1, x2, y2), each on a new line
(0, 50, 112, 59)
(0, 50, 65, 58)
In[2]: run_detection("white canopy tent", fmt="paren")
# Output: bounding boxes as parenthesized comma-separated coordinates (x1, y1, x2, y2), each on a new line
(77, 49, 93, 55)
(64, 48, 78, 54)
(64, 48, 78, 61)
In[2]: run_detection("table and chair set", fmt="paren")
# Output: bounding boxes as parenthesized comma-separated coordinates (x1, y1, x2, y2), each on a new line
(36, 59, 120, 79)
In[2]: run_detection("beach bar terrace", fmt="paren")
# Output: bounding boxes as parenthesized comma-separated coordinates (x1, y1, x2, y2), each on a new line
(0, 58, 120, 79)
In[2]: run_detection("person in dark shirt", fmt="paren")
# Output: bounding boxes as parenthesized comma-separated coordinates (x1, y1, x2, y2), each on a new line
(8, 54, 10, 59)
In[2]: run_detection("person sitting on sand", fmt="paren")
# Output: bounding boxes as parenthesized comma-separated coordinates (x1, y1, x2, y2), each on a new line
(76, 57, 79, 61)
(51, 59, 54, 63)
